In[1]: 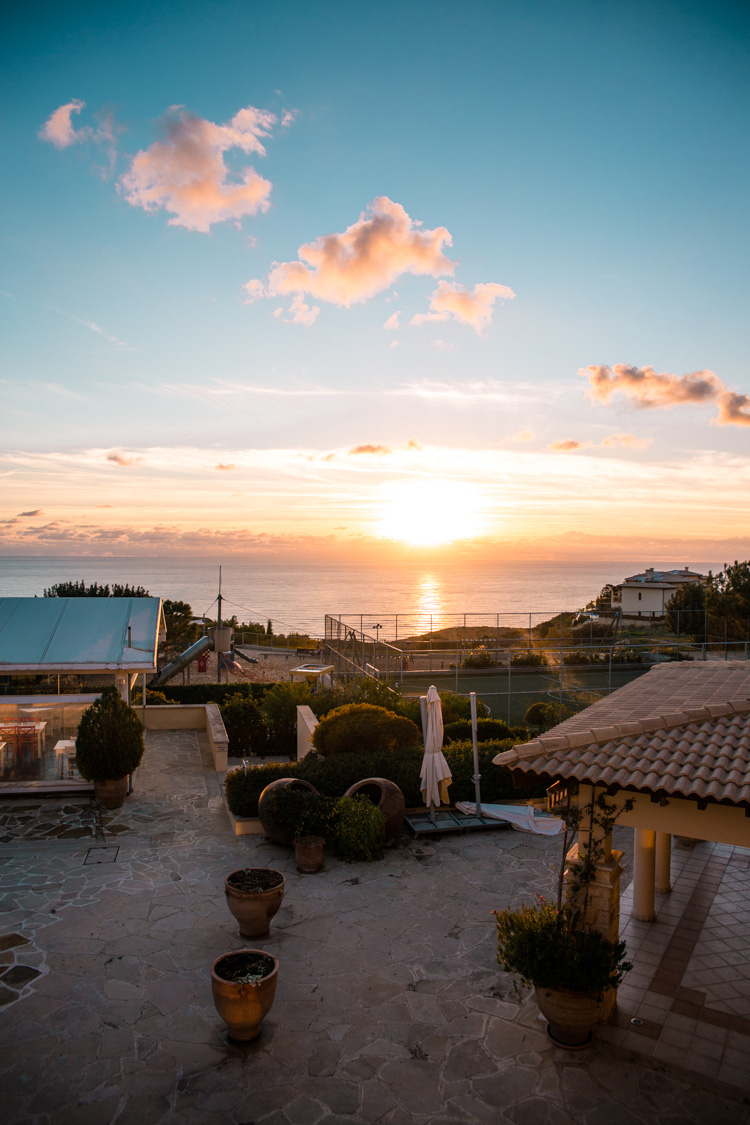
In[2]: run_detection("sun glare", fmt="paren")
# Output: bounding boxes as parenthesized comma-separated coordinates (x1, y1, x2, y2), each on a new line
(375, 480, 486, 546)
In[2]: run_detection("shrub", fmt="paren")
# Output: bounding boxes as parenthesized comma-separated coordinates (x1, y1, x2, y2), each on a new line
(328, 795, 386, 862)
(524, 702, 572, 731)
(435, 690, 490, 724)
(463, 650, 497, 669)
(155, 682, 267, 705)
(312, 703, 421, 757)
(131, 688, 179, 705)
(261, 681, 313, 757)
(511, 650, 547, 667)
(220, 696, 267, 757)
(75, 686, 145, 782)
(443, 718, 514, 743)
(259, 786, 334, 841)
(224, 739, 545, 818)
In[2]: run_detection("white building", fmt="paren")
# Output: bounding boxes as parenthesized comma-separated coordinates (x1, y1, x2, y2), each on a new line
(613, 567, 706, 618)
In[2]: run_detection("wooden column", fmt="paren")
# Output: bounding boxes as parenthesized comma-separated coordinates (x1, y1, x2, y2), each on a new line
(655, 831, 672, 894)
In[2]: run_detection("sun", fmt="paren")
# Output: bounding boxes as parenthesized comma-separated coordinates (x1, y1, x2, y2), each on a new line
(374, 479, 486, 546)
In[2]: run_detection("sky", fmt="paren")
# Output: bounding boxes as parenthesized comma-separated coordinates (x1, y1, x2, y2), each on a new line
(1, 0, 749, 562)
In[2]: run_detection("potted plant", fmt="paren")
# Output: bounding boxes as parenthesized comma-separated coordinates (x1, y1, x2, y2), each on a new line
(224, 868, 285, 938)
(494, 788, 633, 1047)
(75, 686, 145, 809)
(494, 898, 631, 1047)
(211, 949, 278, 1041)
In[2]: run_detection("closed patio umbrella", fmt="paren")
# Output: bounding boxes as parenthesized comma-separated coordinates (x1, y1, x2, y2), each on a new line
(420, 685, 452, 820)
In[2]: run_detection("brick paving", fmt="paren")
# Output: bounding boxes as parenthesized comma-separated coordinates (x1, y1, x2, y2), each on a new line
(0, 729, 748, 1123)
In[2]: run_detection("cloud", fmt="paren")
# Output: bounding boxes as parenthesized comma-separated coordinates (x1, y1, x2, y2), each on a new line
(120, 104, 275, 232)
(407, 438, 422, 450)
(39, 100, 86, 148)
(106, 452, 142, 466)
(244, 279, 267, 303)
(388, 340, 400, 349)
(600, 432, 652, 449)
(284, 294, 319, 326)
(41, 382, 83, 399)
(39, 101, 118, 170)
(53, 307, 129, 348)
(411, 280, 515, 334)
(549, 439, 591, 453)
(349, 444, 392, 456)
(280, 109, 299, 129)
(18, 509, 42, 517)
(582, 363, 750, 427)
(431, 339, 455, 350)
(215, 463, 236, 471)
(509, 428, 535, 443)
(252, 197, 454, 311)
(383, 312, 401, 330)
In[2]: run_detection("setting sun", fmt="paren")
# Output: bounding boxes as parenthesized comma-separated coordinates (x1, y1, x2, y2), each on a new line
(374, 479, 487, 546)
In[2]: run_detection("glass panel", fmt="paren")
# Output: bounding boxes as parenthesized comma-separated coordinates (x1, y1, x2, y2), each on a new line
(0, 696, 99, 782)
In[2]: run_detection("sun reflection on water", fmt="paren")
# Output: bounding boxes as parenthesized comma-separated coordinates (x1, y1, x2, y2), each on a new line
(415, 574, 444, 636)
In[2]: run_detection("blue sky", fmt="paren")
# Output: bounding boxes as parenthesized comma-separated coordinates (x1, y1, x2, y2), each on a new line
(2, 0, 749, 559)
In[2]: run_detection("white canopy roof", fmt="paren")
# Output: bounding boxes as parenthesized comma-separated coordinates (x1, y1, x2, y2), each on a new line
(0, 597, 165, 672)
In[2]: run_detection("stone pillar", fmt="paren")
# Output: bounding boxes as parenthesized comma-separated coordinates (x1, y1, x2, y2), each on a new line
(114, 672, 128, 703)
(632, 828, 656, 921)
(564, 841, 624, 1023)
(655, 832, 672, 895)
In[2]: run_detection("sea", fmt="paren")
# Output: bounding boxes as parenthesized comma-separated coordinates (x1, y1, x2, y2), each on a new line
(0, 556, 725, 639)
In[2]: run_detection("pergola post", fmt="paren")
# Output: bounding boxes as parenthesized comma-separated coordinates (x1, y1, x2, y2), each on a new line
(655, 831, 672, 894)
(632, 828, 656, 921)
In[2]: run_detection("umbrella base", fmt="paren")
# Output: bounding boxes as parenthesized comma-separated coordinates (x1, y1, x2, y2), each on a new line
(404, 809, 512, 836)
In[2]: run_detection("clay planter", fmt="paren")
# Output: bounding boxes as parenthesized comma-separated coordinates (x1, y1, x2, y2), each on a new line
(295, 836, 324, 873)
(343, 777, 406, 844)
(94, 776, 129, 809)
(211, 949, 279, 1041)
(257, 777, 320, 845)
(534, 986, 606, 1048)
(225, 868, 285, 938)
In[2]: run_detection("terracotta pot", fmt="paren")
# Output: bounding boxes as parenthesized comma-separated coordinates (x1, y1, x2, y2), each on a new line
(343, 777, 406, 844)
(94, 776, 129, 809)
(225, 868, 285, 938)
(211, 949, 279, 1041)
(257, 778, 320, 845)
(533, 986, 606, 1048)
(295, 836, 324, 873)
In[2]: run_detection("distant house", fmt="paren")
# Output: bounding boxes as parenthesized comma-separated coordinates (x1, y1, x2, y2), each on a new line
(613, 566, 706, 618)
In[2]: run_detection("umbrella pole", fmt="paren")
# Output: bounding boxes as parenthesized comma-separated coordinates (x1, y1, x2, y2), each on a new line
(470, 692, 482, 817)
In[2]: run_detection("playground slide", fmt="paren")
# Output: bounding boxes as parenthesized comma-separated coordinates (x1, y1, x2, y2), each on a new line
(150, 635, 214, 687)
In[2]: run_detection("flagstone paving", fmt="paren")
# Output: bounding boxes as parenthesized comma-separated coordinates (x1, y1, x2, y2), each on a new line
(0, 729, 748, 1124)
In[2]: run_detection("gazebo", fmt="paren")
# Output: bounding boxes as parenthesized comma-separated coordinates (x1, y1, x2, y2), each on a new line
(494, 662, 750, 927)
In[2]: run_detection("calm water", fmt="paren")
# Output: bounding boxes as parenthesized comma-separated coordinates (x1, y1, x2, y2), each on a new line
(0, 556, 722, 638)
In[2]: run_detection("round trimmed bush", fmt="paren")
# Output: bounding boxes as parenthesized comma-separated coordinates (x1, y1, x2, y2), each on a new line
(311, 703, 421, 758)
(75, 686, 145, 782)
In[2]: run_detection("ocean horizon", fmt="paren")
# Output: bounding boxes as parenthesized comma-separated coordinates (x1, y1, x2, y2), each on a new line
(0, 555, 727, 638)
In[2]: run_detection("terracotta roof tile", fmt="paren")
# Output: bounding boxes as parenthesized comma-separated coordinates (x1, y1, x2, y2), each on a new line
(493, 664, 750, 807)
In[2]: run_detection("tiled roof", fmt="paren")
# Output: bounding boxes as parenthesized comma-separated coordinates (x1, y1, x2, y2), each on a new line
(494, 663, 750, 807)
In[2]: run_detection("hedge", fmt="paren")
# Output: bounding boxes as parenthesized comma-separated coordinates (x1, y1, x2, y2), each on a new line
(312, 703, 421, 757)
(224, 738, 546, 818)
(154, 682, 268, 705)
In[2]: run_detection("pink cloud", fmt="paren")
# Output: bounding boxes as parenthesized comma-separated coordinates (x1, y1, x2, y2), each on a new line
(600, 432, 651, 449)
(549, 439, 591, 453)
(39, 100, 86, 148)
(388, 340, 400, 349)
(106, 452, 143, 466)
(258, 197, 454, 309)
(215, 463, 236, 471)
(120, 104, 275, 232)
(284, 294, 319, 326)
(411, 280, 515, 334)
(582, 363, 750, 427)
(349, 444, 392, 456)
(18, 509, 42, 517)
(383, 311, 401, 330)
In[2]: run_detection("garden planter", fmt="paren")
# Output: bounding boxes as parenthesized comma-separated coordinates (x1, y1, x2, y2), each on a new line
(225, 868, 285, 938)
(257, 778, 320, 845)
(295, 836, 324, 873)
(534, 986, 606, 1048)
(94, 776, 129, 809)
(211, 949, 279, 1041)
(343, 777, 405, 844)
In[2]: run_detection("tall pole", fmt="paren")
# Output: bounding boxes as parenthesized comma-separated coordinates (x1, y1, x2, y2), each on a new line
(217, 566, 223, 685)
(470, 691, 482, 816)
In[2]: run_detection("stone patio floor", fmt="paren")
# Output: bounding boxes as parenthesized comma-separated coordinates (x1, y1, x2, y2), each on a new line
(0, 728, 748, 1125)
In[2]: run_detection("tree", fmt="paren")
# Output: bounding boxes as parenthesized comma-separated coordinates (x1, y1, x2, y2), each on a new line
(665, 581, 706, 642)
(160, 600, 200, 663)
(75, 686, 145, 781)
(44, 580, 149, 597)
(706, 561, 750, 639)
(266, 619, 274, 636)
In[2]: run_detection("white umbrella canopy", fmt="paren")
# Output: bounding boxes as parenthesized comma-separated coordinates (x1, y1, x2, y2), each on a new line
(420, 685, 452, 812)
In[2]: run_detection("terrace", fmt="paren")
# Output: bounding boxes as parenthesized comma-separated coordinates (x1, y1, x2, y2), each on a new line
(0, 719, 748, 1122)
